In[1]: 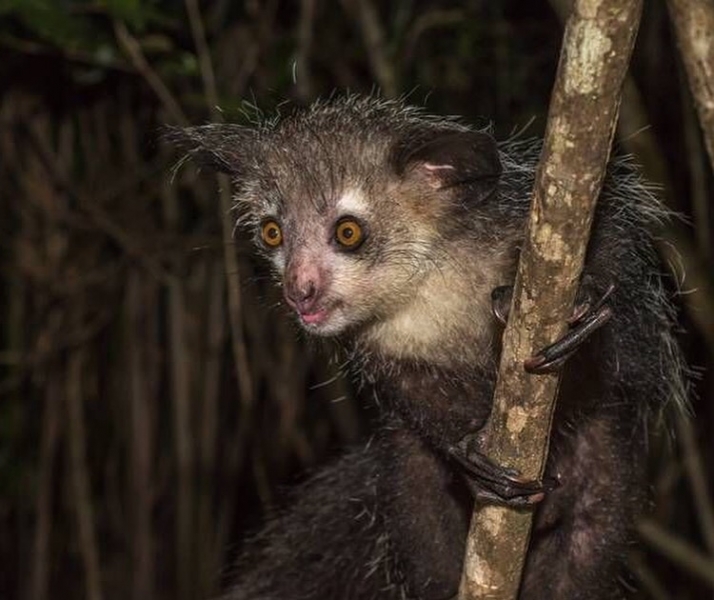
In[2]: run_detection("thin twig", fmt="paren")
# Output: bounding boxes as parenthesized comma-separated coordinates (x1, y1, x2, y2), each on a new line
(162, 182, 195, 600)
(678, 61, 712, 261)
(197, 259, 227, 597)
(402, 9, 464, 65)
(113, 20, 188, 126)
(295, 0, 317, 100)
(638, 520, 714, 589)
(342, 0, 399, 97)
(185, 0, 219, 112)
(126, 270, 155, 600)
(666, 0, 714, 175)
(676, 415, 714, 554)
(28, 369, 62, 600)
(66, 347, 104, 600)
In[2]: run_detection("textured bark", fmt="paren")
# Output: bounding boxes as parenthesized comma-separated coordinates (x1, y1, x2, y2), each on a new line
(667, 0, 714, 175)
(458, 1, 643, 598)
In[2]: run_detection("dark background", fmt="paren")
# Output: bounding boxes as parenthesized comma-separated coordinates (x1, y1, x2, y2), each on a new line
(1, 1, 713, 599)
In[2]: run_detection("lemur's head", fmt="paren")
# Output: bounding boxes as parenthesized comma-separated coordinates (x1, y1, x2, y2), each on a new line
(167, 96, 502, 340)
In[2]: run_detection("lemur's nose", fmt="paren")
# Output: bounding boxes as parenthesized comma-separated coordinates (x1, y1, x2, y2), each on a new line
(285, 281, 316, 309)
(284, 261, 323, 314)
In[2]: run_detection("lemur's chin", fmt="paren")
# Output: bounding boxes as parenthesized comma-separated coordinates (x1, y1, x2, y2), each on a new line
(296, 304, 349, 336)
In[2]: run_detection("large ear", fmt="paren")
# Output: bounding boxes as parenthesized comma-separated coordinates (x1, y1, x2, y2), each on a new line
(394, 130, 502, 202)
(163, 124, 253, 175)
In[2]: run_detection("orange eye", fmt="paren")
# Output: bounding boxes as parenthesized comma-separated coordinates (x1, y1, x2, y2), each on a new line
(335, 219, 364, 249)
(261, 220, 283, 247)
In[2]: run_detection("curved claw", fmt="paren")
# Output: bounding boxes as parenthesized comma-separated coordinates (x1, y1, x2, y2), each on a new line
(491, 285, 512, 325)
(568, 282, 615, 325)
(525, 305, 613, 374)
(493, 281, 616, 373)
(449, 437, 555, 507)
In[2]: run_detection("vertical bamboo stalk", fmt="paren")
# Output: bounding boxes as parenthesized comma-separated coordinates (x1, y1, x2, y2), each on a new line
(29, 370, 61, 600)
(295, 0, 317, 100)
(66, 348, 104, 600)
(126, 270, 155, 600)
(196, 258, 227, 598)
(162, 183, 195, 600)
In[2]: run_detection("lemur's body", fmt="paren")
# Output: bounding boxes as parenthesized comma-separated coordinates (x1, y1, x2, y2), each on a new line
(168, 96, 685, 599)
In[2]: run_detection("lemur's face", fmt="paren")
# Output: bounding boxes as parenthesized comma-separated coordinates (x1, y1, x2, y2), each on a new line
(248, 182, 444, 337)
(166, 98, 503, 340)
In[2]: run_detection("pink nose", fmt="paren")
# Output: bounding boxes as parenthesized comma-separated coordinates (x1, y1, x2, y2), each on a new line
(284, 261, 323, 314)
(284, 279, 319, 314)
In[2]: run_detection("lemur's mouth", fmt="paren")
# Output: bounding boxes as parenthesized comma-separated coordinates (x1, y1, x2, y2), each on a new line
(300, 307, 329, 325)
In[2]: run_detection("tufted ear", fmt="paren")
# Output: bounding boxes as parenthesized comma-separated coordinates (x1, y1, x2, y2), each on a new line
(163, 124, 254, 175)
(395, 130, 502, 202)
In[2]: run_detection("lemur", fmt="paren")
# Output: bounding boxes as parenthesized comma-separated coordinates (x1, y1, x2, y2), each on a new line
(167, 95, 685, 600)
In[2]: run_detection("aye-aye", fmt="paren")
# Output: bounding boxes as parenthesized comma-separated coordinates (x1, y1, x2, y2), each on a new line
(167, 95, 686, 600)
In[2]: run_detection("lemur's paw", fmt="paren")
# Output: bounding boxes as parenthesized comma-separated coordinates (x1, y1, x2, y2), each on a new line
(449, 434, 558, 507)
(491, 280, 615, 374)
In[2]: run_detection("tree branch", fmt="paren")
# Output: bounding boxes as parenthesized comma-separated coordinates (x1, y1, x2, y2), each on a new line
(113, 20, 188, 126)
(458, 1, 643, 597)
(666, 0, 714, 175)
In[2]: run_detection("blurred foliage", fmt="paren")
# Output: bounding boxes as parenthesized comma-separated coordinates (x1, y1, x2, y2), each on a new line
(0, 1, 712, 600)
